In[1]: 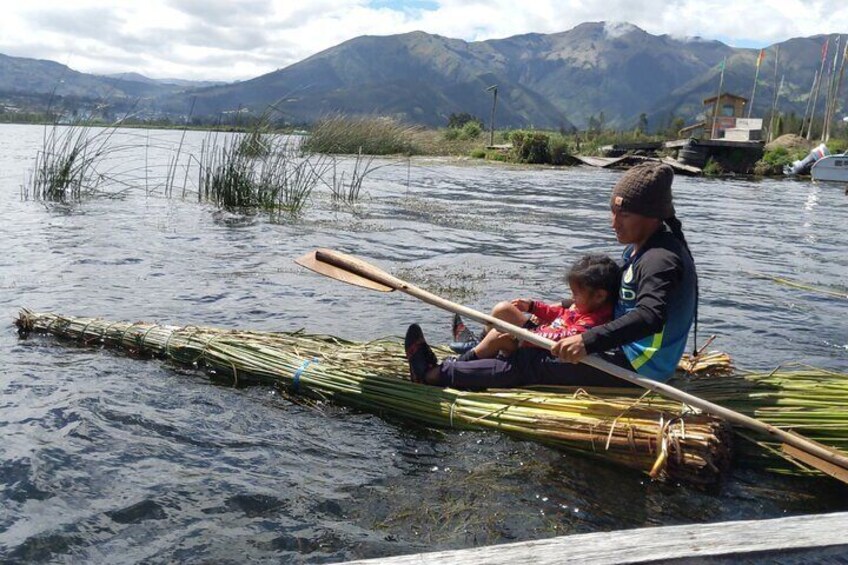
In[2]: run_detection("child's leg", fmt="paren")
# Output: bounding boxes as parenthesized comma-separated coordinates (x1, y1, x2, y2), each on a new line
(483, 301, 526, 333)
(461, 301, 524, 361)
(471, 329, 517, 359)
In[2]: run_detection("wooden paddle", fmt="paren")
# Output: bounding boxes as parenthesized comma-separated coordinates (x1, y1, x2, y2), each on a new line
(295, 248, 848, 484)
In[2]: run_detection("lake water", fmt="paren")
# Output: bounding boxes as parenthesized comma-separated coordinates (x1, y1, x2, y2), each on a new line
(1, 124, 847, 563)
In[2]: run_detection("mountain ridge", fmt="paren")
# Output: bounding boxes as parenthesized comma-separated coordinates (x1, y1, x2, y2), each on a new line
(1, 23, 843, 130)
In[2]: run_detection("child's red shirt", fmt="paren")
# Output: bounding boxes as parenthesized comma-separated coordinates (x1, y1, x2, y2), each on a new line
(526, 301, 614, 346)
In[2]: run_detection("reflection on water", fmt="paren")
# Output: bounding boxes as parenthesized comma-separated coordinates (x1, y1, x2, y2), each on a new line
(1, 124, 847, 562)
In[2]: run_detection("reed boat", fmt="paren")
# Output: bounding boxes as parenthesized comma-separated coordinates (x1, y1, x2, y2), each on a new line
(15, 309, 848, 486)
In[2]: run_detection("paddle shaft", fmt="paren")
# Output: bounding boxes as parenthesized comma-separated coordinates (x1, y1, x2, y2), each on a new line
(313, 249, 848, 476)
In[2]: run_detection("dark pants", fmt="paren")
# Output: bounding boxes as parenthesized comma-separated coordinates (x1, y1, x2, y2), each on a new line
(438, 347, 638, 389)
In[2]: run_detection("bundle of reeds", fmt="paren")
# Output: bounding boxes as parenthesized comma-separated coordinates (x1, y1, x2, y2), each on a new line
(683, 366, 848, 474)
(16, 310, 731, 485)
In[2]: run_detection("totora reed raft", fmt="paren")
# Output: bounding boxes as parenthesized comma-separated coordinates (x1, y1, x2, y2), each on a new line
(16, 310, 734, 485)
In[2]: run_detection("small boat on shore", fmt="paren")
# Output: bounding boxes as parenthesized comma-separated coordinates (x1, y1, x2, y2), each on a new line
(811, 151, 848, 183)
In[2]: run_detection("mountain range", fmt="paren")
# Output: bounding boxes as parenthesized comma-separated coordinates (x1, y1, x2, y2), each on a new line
(0, 22, 842, 130)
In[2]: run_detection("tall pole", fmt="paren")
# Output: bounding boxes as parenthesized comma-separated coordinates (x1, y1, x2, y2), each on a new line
(807, 37, 829, 140)
(768, 45, 781, 142)
(824, 36, 843, 142)
(748, 49, 765, 118)
(800, 69, 819, 137)
(829, 42, 848, 142)
(711, 58, 726, 139)
(822, 37, 838, 141)
(486, 85, 498, 147)
(769, 75, 784, 141)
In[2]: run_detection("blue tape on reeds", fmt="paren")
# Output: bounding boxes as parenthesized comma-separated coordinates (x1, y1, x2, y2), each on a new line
(293, 357, 319, 392)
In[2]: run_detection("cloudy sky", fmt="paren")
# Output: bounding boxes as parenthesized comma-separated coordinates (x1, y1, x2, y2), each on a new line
(1, 0, 845, 82)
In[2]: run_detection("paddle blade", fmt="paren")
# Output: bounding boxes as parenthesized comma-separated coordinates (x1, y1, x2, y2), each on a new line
(295, 250, 395, 292)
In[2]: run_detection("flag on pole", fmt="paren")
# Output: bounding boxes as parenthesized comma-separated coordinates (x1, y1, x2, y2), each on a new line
(749, 50, 766, 117)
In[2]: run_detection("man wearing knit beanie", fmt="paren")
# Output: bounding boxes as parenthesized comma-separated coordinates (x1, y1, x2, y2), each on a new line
(606, 163, 677, 252)
(610, 162, 675, 220)
(553, 162, 698, 383)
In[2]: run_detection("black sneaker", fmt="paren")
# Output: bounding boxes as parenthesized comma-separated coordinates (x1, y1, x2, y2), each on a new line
(449, 314, 479, 353)
(404, 323, 438, 383)
(452, 314, 475, 342)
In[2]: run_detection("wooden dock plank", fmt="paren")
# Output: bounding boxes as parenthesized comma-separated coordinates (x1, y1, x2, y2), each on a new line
(572, 155, 702, 176)
(347, 512, 848, 564)
(661, 157, 702, 176)
(665, 139, 763, 149)
(573, 155, 626, 168)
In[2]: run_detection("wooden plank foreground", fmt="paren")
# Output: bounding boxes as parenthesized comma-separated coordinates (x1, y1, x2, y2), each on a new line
(346, 512, 848, 564)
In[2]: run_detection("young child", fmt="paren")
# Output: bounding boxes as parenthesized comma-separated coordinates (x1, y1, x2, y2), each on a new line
(405, 254, 620, 388)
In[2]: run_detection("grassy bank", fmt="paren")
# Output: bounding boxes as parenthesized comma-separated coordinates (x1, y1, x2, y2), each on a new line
(300, 114, 671, 166)
(26, 113, 848, 179)
(303, 115, 419, 155)
(754, 136, 848, 176)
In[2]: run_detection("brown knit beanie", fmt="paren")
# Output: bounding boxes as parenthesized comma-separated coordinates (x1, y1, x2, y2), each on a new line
(610, 163, 675, 219)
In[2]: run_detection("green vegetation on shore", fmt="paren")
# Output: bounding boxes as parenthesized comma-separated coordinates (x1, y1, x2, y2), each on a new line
(298, 113, 672, 166)
(754, 136, 848, 176)
(15, 110, 848, 181)
(303, 114, 418, 155)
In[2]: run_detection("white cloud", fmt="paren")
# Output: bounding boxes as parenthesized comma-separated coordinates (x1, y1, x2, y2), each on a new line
(603, 21, 640, 39)
(0, 0, 845, 81)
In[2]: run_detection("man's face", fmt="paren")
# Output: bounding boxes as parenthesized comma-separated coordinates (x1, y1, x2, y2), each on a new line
(610, 208, 658, 245)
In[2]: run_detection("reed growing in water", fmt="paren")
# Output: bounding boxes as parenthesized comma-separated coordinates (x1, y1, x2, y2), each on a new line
(23, 121, 130, 202)
(304, 114, 419, 155)
(325, 150, 384, 203)
(195, 133, 333, 217)
(237, 128, 271, 158)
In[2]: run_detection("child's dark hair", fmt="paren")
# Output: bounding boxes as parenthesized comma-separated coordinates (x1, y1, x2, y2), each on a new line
(566, 254, 620, 304)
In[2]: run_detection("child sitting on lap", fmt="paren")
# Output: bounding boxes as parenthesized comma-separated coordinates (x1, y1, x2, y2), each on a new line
(405, 254, 620, 388)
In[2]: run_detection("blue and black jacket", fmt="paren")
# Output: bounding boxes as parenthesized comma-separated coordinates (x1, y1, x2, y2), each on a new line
(581, 227, 697, 381)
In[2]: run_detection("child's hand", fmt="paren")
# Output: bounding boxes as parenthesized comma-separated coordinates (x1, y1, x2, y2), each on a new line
(511, 298, 532, 312)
